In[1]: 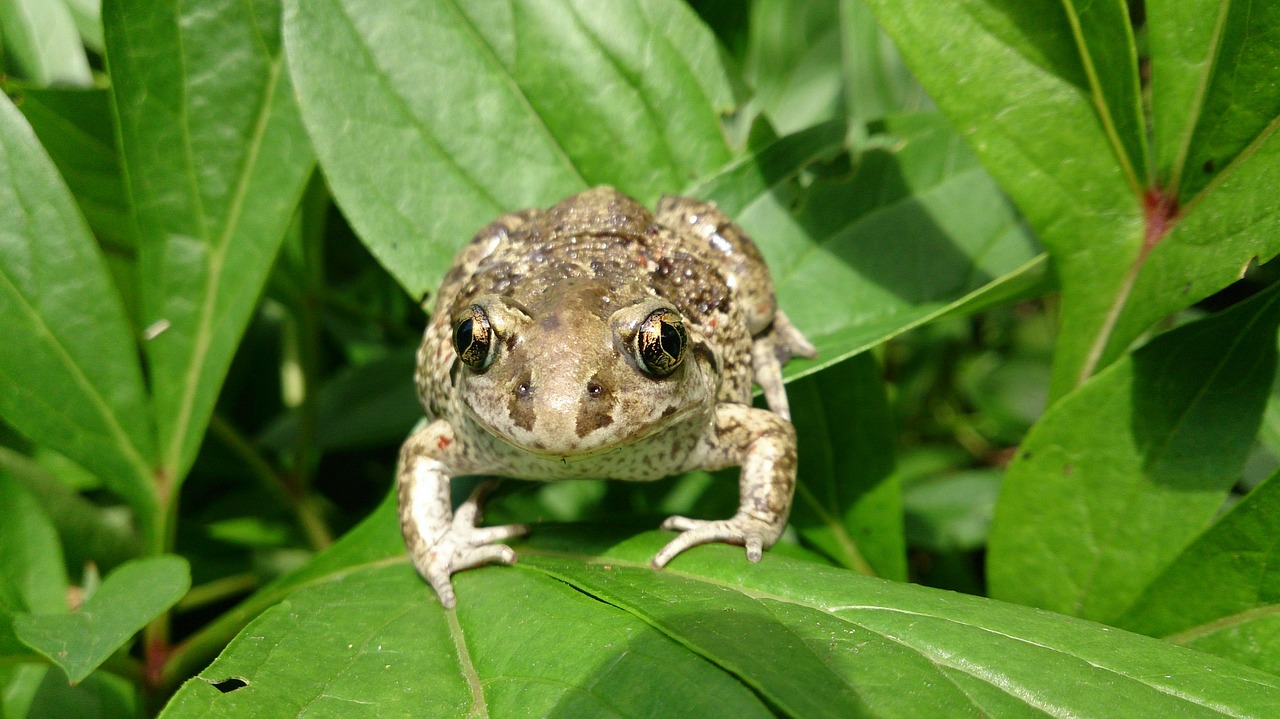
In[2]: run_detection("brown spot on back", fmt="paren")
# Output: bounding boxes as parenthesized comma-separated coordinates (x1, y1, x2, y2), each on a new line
(540, 314, 561, 330)
(575, 372, 616, 437)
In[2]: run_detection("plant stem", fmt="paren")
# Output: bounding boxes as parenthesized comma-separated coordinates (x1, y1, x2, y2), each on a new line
(208, 413, 333, 550)
(175, 573, 261, 613)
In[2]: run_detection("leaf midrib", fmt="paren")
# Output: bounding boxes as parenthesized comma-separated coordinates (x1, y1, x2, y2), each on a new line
(160, 28, 283, 476)
(0, 134, 153, 496)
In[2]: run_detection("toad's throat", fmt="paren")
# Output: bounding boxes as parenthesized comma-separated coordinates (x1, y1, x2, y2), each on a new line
(462, 401, 701, 462)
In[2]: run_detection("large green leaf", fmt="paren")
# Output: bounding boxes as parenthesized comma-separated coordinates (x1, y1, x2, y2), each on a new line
(988, 286, 1280, 622)
(1104, 1, 1280, 373)
(13, 87, 132, 252)
(788, 352, 905, 579)
(283, 0, 734, 299)
(161, 505, 1280, 717)
(737, 113, 1043, 377)
(0, 93, 155, 518)
(863, 0, 1141, 398)
(14, 555, 189, 684)
(0, 0, 92, 86)
(0, 665, 140, 719)
(105, 0, 315, 486)
(1116, 469, 1280, 674)
(0, 472, 67, 664)
(866, 1, 1280, 398)
(0, 446, 143, 575)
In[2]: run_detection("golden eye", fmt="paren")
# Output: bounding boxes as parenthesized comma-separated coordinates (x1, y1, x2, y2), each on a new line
(453, 305, 496, 371)
(636, 308, 687, 377)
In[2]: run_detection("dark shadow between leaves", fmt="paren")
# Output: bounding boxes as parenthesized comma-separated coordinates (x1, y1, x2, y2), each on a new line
(535, 587, 874, 719)
(776, 135, 1023, 346)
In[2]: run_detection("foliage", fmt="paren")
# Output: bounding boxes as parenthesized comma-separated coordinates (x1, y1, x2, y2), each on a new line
(1, 0, 1278, 716)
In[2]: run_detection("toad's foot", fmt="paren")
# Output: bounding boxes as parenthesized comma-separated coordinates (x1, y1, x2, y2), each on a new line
(409, 482, 528, 609)
(652, 511, 784, 568)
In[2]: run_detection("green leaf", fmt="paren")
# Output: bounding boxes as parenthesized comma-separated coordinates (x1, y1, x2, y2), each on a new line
(1149, 1, 1280, 205)
(840, 0, 930, 126)
(0, 0, 92, 86)
(258, 349, 420, 453)
(14, 555, 189, 684)
(1093, 3, 1280, 379)
(867, 1, 1280, 398)
(789, 352, 905, 579)
(0, 665, 141, 719)
(62, 0, 104, 54)
(0, 472, 68, 665)
(739, 113, 1043, 378)
(161, 518, 1280, 717)
(743, 0, 846, 135)
(0, 93, 155, 518)
(0, 472, 69, 614)
(105, 0, 315, 483)
(903, 469, 1002, 553)
(740, 0, 928, 140)
(0, 446, 143, 575)
(988, 286, 1280, 622)
(12, 87, 132, 252)
(864, 0, 1144, 399)
(282, 0, 734, 298)
(1115, 468, 1280, 673)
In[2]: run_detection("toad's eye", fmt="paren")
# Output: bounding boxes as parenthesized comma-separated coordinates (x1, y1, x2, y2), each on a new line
(453, 305, 496, 371)
(635, 308, 687, 377)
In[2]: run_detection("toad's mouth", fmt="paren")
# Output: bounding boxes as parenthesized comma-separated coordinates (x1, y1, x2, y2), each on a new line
(461, 400, 702, 462)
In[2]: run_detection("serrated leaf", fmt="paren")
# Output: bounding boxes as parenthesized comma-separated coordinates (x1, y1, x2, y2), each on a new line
(161, 513, 1280, 718)
(1116, 469, 1280, 673)
(0, 93, 155, 518)
(282, 0, 734, 299)
(105, 0, 315, 483)
(15, 555, 189, 684)
(789, 352, 905, 579)
(988, 286, 1280, 622)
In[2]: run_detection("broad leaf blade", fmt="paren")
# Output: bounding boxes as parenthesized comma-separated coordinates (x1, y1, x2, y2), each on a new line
(14, 87, 132, 252)
(1094, 2, 1280, 373)
(1116, 469, 1280, 673)
(163, 566, 772, 718)
(1149, 1, 1280, 204)
(0, 93, 155, 517)
(864, 0, 1144, 398)
(105, 0, 315, 482)
(282, 0, 734, 299)
(15, 555, 189, 684)
(789, 353, 905, 579)
(0, 0, 92, 86)
(0, 472, 68, 665)
(1064, 0, 1147, 190)
(160, 518, 1280, 718)
(988, 287, 1280, 622)
(741, 113, 1042, 378)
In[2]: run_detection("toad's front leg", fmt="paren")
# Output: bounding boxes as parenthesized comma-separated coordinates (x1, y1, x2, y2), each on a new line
(398, 419, 528, 608)
(653, 404, 797, 567)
